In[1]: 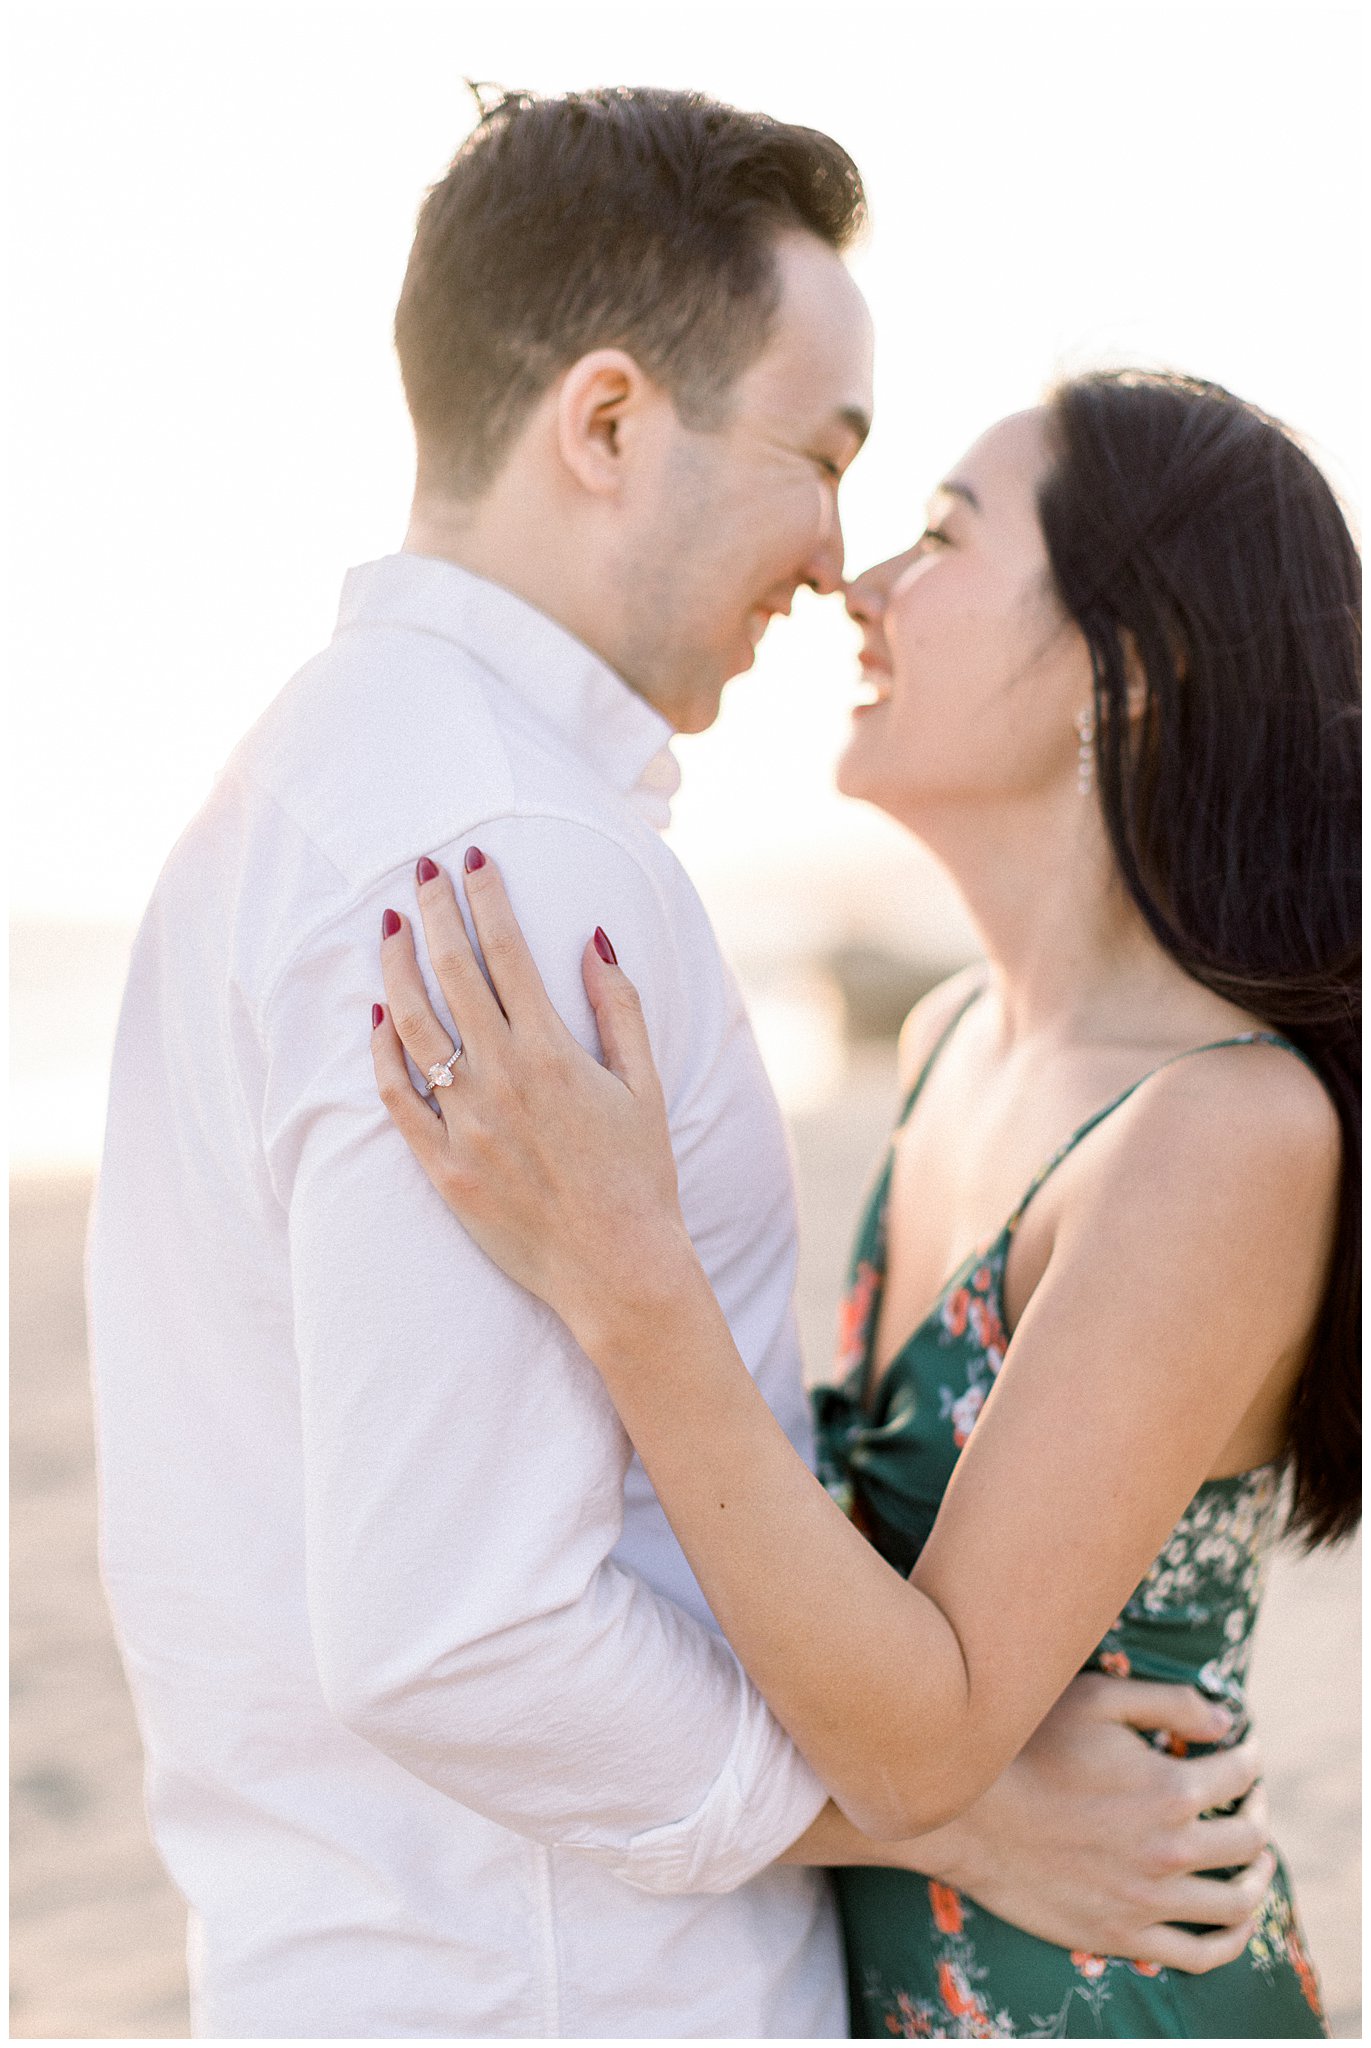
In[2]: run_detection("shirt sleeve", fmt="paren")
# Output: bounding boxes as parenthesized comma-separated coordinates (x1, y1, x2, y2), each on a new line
(258, 811, 828, 1894)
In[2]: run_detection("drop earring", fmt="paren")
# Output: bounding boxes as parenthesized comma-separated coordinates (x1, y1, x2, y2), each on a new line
(1074, 706, 1095, 796)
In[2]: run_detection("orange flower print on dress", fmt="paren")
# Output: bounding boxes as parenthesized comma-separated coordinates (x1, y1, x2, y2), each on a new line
(971, 1263, 992, 1292)
(968, 1295, 1004, 1355)
(942, 1286, 971, 1338)
(1071, 1952, 1109, 1980)
(836, 1262, 879, 1377)
(928, 1880, 964, 1936)
(1099, 1649, 1131, 1678)
(1129, 1959, 1163, 1977)
(950, 1385, 985, 1447)
(1288, 1927, 1324, 2019)
(882, 1989, 930, 2038)
(937, 1958, 991, 2026)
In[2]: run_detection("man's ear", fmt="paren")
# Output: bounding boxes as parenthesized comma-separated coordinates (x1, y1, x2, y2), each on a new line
(555, 349, 659, 497)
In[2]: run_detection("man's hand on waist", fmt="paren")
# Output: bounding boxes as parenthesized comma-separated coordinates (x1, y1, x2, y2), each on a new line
(897, 1672, 1275, 1973)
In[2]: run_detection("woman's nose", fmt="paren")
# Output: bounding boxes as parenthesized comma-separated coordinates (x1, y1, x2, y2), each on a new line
(843, 570, 883, 625)
(846, 544, 916, 623)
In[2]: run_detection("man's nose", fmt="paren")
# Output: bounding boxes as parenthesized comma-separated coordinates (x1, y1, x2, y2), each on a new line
(804, 497, 847, 598)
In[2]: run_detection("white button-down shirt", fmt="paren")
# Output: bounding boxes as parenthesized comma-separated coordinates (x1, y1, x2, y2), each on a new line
(87, 555, 843, 2039)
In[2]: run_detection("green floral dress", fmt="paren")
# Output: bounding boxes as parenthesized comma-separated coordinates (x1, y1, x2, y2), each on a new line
(812, 998, 1328, 2039)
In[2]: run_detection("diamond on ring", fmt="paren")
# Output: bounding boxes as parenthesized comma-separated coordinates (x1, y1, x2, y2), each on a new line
(426, 1048, 463, 1089)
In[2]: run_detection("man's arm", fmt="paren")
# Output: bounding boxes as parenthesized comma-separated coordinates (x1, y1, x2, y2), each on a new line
(261, 814, 827, 1892)
(780, 1674, 1273, 1971)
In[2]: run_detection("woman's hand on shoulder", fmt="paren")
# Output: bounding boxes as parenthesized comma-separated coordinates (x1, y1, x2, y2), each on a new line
(370, 852, 696, 1351)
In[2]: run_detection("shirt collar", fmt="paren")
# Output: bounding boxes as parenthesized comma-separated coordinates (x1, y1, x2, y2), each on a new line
(336, 553, 680, 825)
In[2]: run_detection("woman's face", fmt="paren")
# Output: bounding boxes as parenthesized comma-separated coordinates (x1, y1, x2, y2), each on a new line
(836, 407, 1094, 823)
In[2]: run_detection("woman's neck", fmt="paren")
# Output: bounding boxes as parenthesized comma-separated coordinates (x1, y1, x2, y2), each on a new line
(904, 784, 1222, 1054)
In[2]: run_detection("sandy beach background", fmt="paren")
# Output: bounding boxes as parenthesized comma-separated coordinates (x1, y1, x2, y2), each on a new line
(9, 1044, 1361, 2038)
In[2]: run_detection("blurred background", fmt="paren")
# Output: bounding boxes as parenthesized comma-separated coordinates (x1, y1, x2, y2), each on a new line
(9, 1, 1361, 2036)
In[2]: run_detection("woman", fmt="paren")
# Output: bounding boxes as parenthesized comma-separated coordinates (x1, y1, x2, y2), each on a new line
(371, 371, 1359, 2037)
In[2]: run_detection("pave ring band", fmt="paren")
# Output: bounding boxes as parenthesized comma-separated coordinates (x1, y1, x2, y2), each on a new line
(426, 1046, 464, 1091)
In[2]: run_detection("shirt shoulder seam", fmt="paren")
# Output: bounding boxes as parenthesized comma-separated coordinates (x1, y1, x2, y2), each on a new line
(255, 799, 686, 1032)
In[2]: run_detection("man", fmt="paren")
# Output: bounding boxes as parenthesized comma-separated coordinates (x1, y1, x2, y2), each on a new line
(88, 87, 1270, 2038)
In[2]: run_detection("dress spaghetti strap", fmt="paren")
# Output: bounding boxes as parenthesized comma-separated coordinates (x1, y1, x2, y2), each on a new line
(895, 981, 989, 1127)
(1004, 1030, 1312, 1237)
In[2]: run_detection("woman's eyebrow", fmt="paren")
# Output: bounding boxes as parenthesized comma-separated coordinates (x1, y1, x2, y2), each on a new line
(934, 478, 981, 513)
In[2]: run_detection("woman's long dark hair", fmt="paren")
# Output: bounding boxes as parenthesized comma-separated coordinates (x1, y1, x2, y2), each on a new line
(1038, 369, 1360, 1547)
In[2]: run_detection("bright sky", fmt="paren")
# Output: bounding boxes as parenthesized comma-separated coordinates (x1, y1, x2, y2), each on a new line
(10, 1, 1363, 931)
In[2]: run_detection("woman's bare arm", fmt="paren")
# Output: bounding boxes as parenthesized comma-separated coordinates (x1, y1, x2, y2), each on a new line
(373, 856, 1340, 1841)
(573, 1069, 1333, 1834)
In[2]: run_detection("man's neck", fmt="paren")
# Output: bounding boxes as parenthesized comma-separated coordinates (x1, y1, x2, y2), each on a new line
(402, 486, 680, 733)
(403, 499, 555, 620)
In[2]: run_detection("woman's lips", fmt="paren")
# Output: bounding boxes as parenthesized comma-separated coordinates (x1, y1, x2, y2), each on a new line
(855, 650, 893, 707)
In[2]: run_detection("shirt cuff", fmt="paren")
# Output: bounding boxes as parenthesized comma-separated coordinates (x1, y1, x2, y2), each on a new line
(598, 1658, 830, 1895)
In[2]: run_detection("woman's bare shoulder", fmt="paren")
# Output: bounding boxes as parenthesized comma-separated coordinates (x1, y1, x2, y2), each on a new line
(895, 963, 988, 1092)
(1058, 1035, 1343, 1302)
(1123, 1035, 1341, 1182)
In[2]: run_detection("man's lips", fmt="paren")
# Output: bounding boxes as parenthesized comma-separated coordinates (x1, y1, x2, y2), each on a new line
(746, 600, 794, 647)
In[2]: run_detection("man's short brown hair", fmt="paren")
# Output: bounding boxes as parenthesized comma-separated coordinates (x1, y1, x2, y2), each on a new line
(394, 85, 866, 498)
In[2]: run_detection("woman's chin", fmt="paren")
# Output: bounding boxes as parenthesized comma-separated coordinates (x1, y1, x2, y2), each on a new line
(835, 716, 891, 803)
(836, 726, 935, 829)
(833, 752, 862, 800)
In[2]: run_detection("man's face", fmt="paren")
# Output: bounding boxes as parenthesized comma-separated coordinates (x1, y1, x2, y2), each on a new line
(617, 233, 874, 733)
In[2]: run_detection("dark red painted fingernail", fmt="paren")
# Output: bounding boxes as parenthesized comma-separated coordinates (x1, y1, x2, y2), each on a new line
(416, 856, 439, 885)
(464, 846, 486, 873)
(381, 908, 401, 939)
(371, 1003, 384, 1029)
(593, 926, 617, 965)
